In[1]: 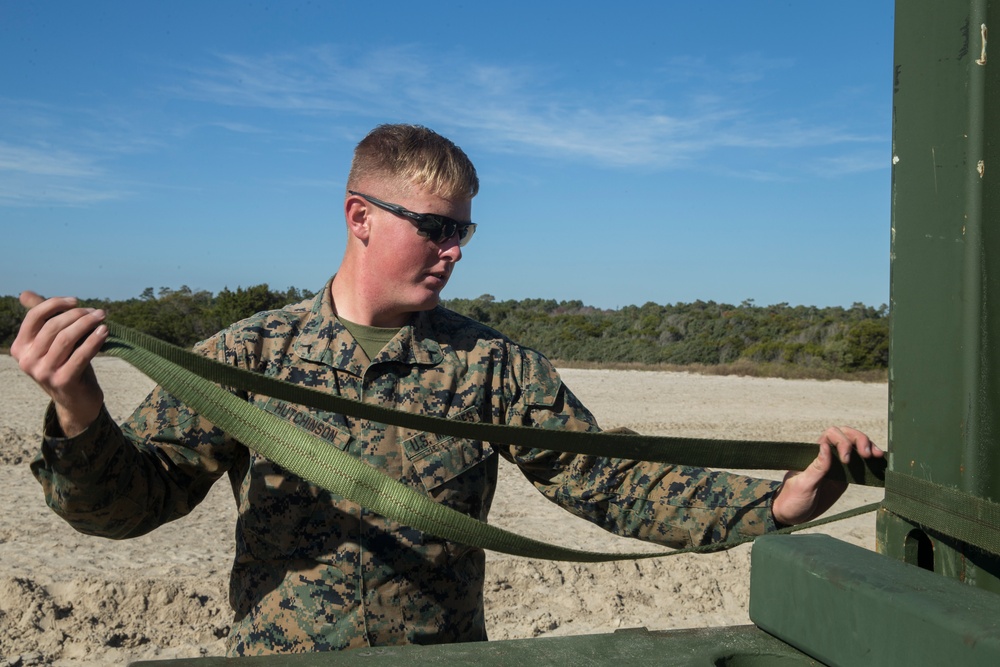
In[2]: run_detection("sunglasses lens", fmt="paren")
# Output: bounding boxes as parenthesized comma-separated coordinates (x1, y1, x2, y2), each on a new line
(433, 221, 454, 243)
(428, 219, 464, 244)
(458, 223, 476, 246)
(418, 220, 447, 243)
(415, 216, 475, 246)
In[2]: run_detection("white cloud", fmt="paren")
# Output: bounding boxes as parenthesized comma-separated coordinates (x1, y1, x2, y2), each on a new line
(169, 45, 884, 172)
(0, 175, 125, 207)
(0, 142, 128, 206)
(0, 142, 101, 178)
(0, 44, 887, 210)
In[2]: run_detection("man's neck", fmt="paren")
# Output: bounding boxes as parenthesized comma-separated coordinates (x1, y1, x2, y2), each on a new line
(330, 273, 413, 328)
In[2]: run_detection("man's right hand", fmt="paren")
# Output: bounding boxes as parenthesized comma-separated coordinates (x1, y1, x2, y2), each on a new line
(11, 292, 109, 438)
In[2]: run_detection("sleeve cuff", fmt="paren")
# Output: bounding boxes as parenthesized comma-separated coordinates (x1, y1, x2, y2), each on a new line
(40, 402, 120, 476)
(767, 482, 790, 530)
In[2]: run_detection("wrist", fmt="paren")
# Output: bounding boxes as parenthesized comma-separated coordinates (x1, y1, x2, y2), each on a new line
(53, 399, 104, 439)
(770, 483, 792, 527)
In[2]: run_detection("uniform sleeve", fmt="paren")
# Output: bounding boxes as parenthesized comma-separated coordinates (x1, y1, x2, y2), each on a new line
(500, 347, 782, 549)
(29, 335, 240, 540)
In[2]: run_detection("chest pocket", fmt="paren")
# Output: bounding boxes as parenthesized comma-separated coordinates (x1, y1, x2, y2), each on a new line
(401, 406, 495, 492)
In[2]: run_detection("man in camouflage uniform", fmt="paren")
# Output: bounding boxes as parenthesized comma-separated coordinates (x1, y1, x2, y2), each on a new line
(13, 124, 882, 656)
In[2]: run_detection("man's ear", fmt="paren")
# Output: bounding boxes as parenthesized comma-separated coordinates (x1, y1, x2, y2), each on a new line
(345, 194, 370, 242)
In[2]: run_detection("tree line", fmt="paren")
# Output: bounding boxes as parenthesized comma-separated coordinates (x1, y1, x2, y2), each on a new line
(444, 295, 888, 375)
(0, 287, 889, 377)
(0, 285, 315, 351)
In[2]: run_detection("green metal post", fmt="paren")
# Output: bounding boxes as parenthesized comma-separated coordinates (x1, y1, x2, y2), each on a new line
(877, 0, 1000, 589)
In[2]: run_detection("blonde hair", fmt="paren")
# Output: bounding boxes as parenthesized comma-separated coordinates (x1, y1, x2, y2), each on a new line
(347, 124, 479, 200)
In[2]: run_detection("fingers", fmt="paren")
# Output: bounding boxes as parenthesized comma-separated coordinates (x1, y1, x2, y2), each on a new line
(798, 438, 833, 486)
(786, 440, 834, 492)
(12, 292, 108, 437)
(61, 316, 109, 381)
(818, 425, 884, 464)
(774, 440, 850, 525)
(13, 294, 77, 359)
(12, 293, 108, 390)
(19, 290, 46, 309)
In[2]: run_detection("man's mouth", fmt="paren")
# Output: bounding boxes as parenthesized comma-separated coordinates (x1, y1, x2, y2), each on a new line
(427, 269, 450, 283)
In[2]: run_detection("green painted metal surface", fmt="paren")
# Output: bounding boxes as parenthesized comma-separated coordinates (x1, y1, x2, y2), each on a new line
(131, 625, 820, 667)
(879, 0, 1000, 589)
(750, 534, 1000, 666)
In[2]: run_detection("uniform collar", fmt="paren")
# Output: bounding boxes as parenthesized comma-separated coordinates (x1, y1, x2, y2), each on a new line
(293, 277, 444, 374)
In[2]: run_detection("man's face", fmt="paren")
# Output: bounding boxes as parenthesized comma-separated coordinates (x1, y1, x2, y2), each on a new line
(358, 184, 472, 320)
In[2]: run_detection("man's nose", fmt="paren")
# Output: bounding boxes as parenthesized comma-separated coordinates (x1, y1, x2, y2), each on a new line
(439, 234, 463, 262)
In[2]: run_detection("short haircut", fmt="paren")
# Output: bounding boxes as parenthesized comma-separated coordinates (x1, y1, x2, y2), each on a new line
(347, 124, 479, 200)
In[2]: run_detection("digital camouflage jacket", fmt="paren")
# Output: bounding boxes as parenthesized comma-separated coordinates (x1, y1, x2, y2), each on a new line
(32, 278, 782, 656)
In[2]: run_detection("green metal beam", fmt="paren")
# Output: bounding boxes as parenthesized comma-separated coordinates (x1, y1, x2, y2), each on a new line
(131, 625, 820, 667)
(750, 534, 1000, 666)
(880, 0, 1000, 589)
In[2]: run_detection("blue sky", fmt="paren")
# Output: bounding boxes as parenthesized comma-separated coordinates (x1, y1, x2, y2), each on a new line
(1, 1, 894, 309)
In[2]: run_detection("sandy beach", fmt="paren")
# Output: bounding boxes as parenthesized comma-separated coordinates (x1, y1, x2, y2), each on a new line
(0, 356, 887, 665)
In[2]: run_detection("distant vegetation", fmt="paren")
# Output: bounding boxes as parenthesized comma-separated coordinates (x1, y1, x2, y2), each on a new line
(0, 287, 888, 380)
(0, 285, 315, 351)
(445, 295, 888, 381)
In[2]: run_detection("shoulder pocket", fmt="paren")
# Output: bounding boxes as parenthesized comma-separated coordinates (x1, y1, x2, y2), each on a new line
(520, 349, 563, 408)
(401, 406, 494, 491)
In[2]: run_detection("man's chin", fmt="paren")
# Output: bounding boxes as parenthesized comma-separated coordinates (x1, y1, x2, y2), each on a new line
(409, 290, 443, 312)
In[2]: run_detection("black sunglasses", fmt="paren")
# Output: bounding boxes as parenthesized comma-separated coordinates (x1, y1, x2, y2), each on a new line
(348, 190, 477, 246)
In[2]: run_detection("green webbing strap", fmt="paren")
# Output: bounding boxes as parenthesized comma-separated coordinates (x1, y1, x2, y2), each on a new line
(102, 322, 886, 486)
(882, 471, 1000, 556)
(100, 322, 881, 562)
